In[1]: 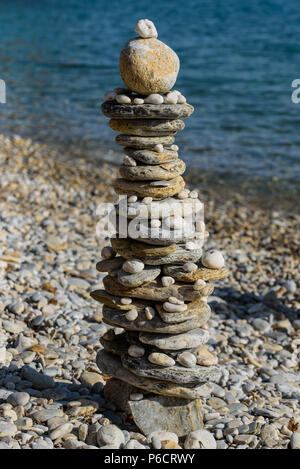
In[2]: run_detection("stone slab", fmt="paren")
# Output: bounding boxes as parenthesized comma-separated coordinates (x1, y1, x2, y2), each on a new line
(163, 264, 229, 282)
(116, 134, 175, 149)
(113, 176, 185, 199)
(124, 148, 178, 165)
(101, 102, 194, 120)
(119, 159, 185, 181)
(110, 118, 185, 136)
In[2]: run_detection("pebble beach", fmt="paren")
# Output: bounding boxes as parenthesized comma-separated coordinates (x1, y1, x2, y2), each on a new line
(0, 134, 299, 450)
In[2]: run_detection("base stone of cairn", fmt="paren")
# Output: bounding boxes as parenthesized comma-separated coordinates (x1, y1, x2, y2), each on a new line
(91, 19, 228, 437)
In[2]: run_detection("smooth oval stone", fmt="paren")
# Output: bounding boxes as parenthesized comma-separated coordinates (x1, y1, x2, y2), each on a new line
(103, 275, 204, 301)
(119, 37, 179, 95)
(128, 345, 145, 357)
(119, 159, 185, 181)
(125, 309, 139, 321)
(115, 134, 175, 149)
(110, 119, 184, 136)
(97, 350, 213, 400)
(101, 102, 194, 120)
(118, 266, 161, 287)
(177, 352, 197, 368)
(96, 256, 125, 273)
(163, 264, 229, 282)
(139, 328, 209, 351)
(123, 258, 145, 274)
(148, 353, 175, 367)
(113, 176, 185, 200)
(124, 148, 178, 165)
(121, 353, 221, 385)
(202, 249, 225, 269)
(102, 305, 211, 334)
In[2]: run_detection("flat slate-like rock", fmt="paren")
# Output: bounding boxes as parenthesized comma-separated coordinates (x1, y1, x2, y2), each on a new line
(155, 298, 212, 324)
(103, 275, 203, 301)
(124, 148, 178, 165)
(110, 237, 177, 260)
(97, 350, 213, 400)
(110, 118, 185, 136)
(116, 134, 175, 149)
(118, 266, 161, 287)
(100, 332, 128, 356)
(129, 394, 203, 437)
(139, 328, 209, 351)
(163, 263, 229, 282)
(101, 102, 194, 120)
(102, 305, 211, 334)
(117, 197, 203, 220)
(121, 353, 221, 385)
(113, 176, 185, 199)
(96, 257, 124, 274)
(119, 159, 185, 181)
(90, 289, 150, 310)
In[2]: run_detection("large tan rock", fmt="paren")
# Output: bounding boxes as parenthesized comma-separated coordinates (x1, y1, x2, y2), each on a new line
(120, 37, 180, 94)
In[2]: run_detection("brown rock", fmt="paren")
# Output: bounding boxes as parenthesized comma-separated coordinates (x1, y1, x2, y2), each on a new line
(119, 159, 186, 181)
(110, 118, 184, 137)
(119, 37, 179, 95)
(113, 176, 185, 199)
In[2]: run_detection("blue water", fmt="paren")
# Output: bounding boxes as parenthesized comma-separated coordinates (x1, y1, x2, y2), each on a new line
(1, 0, 300, 204)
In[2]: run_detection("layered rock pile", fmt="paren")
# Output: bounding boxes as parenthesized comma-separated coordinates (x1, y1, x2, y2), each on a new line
(91, 20, 228, 436)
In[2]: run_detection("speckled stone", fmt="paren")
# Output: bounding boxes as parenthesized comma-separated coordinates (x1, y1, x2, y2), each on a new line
(119, 159, 185, 181)
(97, 350, 215, 400)
(103, 275, 204, 301)
(163, 264, 229, 282)
(110, 118, 184, 136)
(101, 101, 194, 120)
(124, 148, 178, 165)
(155, 298, 212, 324)
(113, 176, 185, 199)
(102, 305, 211, 335)
(139, 328, 209, 351)
(111, 237, 177, 260)
(121, 353, 221, 385)
(119, 37, 179, 95)
(116, 134, 175, 149)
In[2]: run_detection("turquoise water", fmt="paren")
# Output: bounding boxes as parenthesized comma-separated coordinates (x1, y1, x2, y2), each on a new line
(0, 0, 300, 204)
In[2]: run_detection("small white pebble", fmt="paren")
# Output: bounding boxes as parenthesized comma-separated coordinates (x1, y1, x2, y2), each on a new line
(151, 219, 161, 228)
(168, 296, 184, 305)
(163, 302, 187, 313)
(134, 19, 158, 39)
(114, 327, 124, 335)
(164, 92, 178, 104)
(193, 279, 207, 291)
(104, 91, 117, 102)
(144, 94, 164, 104)
(123, 258, 145, 274)
(128, 345, 145, 358)
(189, 190, 198, 199)
(133, 97, 144, 105)
(177, 351, 196, 368)
(130, 393, 144, 401)
(183, 262, 198, 272)
(123, 155, 137, 166)
(128, 195, 138, 203)
(186, 241, 196, 250)
(145, 306, 156, 320)
(101, 246, 116, 259)
(177, 94, 186, 104)
(142, 197, 153, 205)
(154, 144, 164, 153)
(202, 249, 225, 269)
(161, 276, 175, 287)
(120, 298, 132, 305)
(125, 309, 138, 321)
(178, 189, 190, 199)
(116, 94, 131, 104)
(171, 144, 179, 151)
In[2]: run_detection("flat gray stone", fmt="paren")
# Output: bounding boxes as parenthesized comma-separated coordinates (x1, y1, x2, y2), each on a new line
(129, 394, 203, 437)
(101, 102, 194, 120)
(118, 266, 161, 287)
(139, 328, 209, 351)
(156, 298, 212, 324)
(124, 148, 178, 165)
(102, 305, 211, 334)
(116, 134, 175, 149)
(119, 159, 185, 181)
(110, 118, 184, 136)
(121, 353, 221, 385)
(97, 350, 211, 400)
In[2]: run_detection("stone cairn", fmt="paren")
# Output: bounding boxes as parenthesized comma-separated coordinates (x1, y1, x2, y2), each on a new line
(91, 19, 228, 437)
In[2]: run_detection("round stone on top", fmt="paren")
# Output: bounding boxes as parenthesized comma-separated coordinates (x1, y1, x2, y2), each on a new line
(134, 19, 158, 39)
(120, 35, 180, 95)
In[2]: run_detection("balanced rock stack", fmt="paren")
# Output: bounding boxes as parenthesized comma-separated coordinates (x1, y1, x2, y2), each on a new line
(91, 19, 228, 437)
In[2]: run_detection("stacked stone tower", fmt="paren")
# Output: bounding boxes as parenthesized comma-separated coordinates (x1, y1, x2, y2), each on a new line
(91, 20, 228, 436)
